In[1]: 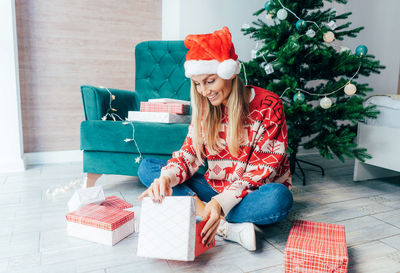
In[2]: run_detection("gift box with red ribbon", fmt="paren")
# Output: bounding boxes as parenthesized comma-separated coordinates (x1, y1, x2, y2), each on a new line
(140, 101, 190, 115)
(284, 220, 348, 273)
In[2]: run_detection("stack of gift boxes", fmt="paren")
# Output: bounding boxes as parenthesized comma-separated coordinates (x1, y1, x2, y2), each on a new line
(128, 98, 191, 123)
(65, 186, 135, 246)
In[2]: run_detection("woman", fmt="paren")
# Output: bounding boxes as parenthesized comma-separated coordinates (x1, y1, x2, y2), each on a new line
(137, 27, 292, 251)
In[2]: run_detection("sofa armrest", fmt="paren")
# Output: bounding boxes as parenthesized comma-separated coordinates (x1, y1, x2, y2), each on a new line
(81, 85, 142, 120)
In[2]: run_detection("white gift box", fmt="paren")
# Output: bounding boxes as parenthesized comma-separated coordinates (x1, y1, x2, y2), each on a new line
(137, 196, 214, 261)
(127, 111, 191, 124)
(66, 204, 134, 246)
(67, 186, 105, 212)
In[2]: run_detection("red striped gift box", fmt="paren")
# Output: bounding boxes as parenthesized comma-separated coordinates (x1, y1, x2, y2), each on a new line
(284, 220, 348, 273)
(101, 196, 133, 210)
(140, 102, 190, 114)
(66, 204, 134, 231)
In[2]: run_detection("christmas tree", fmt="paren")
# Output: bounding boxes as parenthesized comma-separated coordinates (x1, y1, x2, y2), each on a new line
(240, 0, 384, 174)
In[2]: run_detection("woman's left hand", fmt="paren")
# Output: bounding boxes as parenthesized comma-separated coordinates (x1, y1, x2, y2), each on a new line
(201, 199, 223, 246)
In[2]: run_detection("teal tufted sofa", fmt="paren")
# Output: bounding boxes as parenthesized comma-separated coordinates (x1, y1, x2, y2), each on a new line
(80, 41, 205, 184)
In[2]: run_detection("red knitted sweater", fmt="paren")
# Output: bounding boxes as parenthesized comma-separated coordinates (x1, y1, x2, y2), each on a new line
(160, 86, 292, 215)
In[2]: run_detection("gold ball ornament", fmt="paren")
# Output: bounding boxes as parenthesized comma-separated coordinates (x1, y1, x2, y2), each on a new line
(344, 83, 357, 96)
(323, 31, 335, 43)
(320, 97, 332, 109)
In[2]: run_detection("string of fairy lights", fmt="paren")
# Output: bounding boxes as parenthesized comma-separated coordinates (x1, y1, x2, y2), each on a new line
(242, 0, 369, 109)
(100, 86, 143, 163)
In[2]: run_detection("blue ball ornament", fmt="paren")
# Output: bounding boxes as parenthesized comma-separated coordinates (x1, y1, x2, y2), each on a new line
(355, 45, 368, 57)
(296, 19, 306, 30)
(293, 92, 305, 102)
(264, 0, 271, 11)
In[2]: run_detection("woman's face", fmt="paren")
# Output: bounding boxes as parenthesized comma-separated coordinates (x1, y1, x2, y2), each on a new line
(191, 74, 233, 106)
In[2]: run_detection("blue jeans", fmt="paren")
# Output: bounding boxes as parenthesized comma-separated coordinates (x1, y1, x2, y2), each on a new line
(137, 158, 293, 225)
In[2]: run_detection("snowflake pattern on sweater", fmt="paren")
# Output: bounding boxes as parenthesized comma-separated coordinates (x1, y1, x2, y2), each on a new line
(160, 86, 292, 215)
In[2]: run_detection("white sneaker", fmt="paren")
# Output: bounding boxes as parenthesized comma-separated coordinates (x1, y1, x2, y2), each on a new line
(217, 219, 256, 251)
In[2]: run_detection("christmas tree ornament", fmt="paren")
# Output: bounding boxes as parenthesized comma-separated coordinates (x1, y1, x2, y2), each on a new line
(344, 83, 357, 96)
(135, 157, 141, 164)
(320, 97, 332, 109)
(296, 20, 306, 30)
(277, 9, 288, 20)
(355, 45, 368, 57)
(293, 91, 305, 102)
(323, 31, 335, 43)
(264, 63, 274, 74)
(242, 23, 250, 29)
(327, 20, 337, 30)
(306, 29, 316, 38)
(111, 95, 116, 100)
(264, 0, 271, 11)
(251, 49, 258, 59)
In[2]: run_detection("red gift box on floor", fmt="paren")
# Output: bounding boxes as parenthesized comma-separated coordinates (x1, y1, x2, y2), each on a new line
(66, 203, 134, 246)
(284, 220, 348, 273)
(101, 196, 133, 209)
(140, 101, 190, 115)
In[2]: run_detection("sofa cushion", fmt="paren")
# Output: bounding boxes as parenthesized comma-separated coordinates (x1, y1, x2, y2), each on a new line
(81, 120, 189, 155)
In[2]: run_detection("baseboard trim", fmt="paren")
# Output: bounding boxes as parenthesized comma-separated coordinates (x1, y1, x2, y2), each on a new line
(0, 157, 25, 173)
(24, 150, 83, 165)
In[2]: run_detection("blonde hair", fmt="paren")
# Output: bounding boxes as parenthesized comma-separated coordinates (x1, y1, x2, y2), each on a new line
(190, 76, 250, 165)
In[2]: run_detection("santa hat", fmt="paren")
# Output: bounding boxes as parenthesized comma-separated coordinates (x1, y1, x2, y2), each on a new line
(184, 27, 240, 79)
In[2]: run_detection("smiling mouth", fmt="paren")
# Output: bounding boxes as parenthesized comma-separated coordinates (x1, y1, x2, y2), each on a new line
(208, 93, 218, 100)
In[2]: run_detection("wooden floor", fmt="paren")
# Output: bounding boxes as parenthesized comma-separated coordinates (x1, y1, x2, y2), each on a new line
(1, 154, 400, 273)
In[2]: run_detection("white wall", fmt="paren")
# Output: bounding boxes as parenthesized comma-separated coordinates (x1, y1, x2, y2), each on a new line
(162, 0, 266, 62)
(163, 0, 399, 94)
(335, 0, 399, 94)
(0, 0, 24, 172)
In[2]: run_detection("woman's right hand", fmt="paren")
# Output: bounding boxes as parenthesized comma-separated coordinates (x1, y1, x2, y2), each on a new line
(137, 176, 172, 202)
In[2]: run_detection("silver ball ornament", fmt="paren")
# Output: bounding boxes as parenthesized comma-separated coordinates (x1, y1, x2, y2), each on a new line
(320, 97, 332, 109)
(323, 31, 335, 43)
(306, 29, 316, 38)
(344, 83, 357, 96)
(277, 9, 288, 20)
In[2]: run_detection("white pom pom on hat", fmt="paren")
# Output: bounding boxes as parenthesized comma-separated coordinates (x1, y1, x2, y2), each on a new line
(184, 27, 240, 79)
